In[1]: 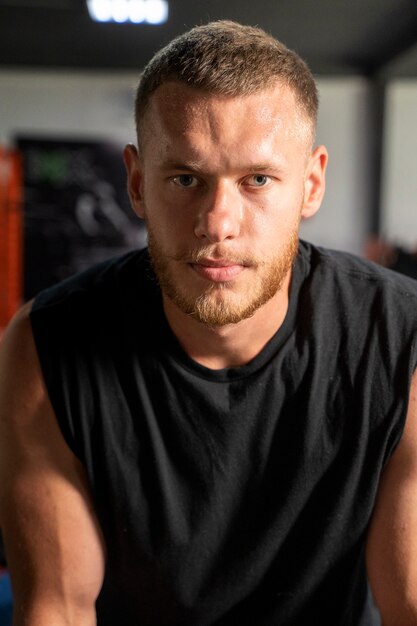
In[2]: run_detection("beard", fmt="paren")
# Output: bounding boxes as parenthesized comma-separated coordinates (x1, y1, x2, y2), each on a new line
(146, 223, 299, 327)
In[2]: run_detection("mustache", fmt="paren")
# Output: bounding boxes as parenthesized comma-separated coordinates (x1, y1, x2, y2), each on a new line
(168, 245, 259, 266)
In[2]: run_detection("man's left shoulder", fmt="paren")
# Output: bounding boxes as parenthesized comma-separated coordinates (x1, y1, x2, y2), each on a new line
(301, 240, 417, 299)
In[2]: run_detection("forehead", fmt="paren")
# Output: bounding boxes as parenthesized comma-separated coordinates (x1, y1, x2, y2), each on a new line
(139, 81, 312, 155)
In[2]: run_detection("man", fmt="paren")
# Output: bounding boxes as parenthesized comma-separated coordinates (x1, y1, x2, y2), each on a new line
(0, 20, 417, 626)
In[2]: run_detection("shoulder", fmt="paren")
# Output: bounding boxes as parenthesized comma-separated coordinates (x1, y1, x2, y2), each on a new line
(0, 300, 38, 378)
(298, 240, 417, 333)
(299, 239, 417, 298)
(296, 240, 417, 419)
(0, 300, 47, 421)
(30, 248, 155, 344)
(0, 300, 54, 472)
(32, 248, 149, 313)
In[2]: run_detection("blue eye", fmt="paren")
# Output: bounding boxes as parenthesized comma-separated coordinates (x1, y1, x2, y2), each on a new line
(251, 175, 269, 186)
(173, 175, 197, 188)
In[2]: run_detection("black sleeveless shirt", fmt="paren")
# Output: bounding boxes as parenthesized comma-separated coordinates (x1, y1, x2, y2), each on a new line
(30, 241, 417, 625)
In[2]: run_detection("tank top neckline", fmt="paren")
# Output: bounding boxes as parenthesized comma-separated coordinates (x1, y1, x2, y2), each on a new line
(149, 244, 308, 383)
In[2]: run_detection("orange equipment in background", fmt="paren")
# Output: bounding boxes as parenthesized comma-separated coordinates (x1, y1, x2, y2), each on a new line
(0, 147, 23, 335)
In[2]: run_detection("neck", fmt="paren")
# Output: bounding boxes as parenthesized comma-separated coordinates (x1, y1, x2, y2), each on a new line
(162, 272, 292, 370)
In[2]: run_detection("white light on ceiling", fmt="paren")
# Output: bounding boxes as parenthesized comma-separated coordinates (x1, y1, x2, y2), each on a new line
(111, 0, 130, 22)
(87, 0, 112, 21)
(87, 0, 168, 24)
(129, 0, 146, 23)
(145, 0, 168, 24)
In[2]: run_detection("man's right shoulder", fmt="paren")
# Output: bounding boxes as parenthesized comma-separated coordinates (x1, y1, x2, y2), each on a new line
(0, 300, 36, 363)
(0, 299, 46, 408)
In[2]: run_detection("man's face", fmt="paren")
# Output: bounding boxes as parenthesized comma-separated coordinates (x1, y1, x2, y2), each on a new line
(126, 81, 326, 327)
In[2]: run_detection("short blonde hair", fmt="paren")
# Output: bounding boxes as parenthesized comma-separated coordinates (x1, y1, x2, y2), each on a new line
(135, 21, 318, 139)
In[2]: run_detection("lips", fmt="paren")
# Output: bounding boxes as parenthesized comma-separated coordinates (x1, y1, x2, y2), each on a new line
(190, 258, 246, 282)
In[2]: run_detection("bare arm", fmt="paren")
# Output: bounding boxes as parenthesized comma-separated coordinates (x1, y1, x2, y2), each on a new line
(367, 368, 417, 625)
(0, 303, 106, 626)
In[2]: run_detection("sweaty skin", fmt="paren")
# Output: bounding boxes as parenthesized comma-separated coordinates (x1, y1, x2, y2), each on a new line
(125, 81, 327, 369)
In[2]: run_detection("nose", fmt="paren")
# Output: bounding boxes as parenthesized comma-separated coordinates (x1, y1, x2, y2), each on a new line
(193, 180, 243, 243)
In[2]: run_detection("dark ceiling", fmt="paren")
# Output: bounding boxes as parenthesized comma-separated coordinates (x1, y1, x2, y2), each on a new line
(1, 0, 417, 78)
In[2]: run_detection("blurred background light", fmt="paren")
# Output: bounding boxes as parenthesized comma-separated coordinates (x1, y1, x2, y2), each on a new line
(112, 0, 130, 22)
(145, 0, 168, 24)
(87, 0, 168, 24)
(129, 0, 146, 23)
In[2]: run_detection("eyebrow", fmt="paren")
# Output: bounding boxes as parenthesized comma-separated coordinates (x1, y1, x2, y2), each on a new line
(158, 159, 288, 173)
(159, 159, 203, 172)
(247, 163, 286, 172)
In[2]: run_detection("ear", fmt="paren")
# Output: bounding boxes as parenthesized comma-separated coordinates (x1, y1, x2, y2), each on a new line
(301, 145, 328, 220)
(123, 143, 146, 219)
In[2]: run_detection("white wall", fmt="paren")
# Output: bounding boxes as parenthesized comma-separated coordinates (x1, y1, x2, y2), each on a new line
(0, 70, 373, 254)
(0, 69, 138, 146)
(381, 79, 417, 248)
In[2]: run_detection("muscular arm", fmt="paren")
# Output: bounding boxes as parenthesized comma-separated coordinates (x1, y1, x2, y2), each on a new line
(367, 368, 417, 625)
(0, 303, 106, 626)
